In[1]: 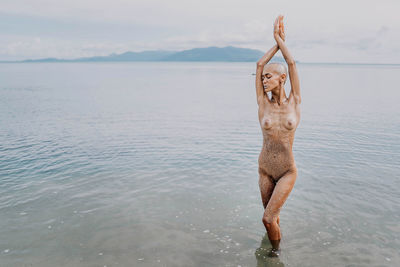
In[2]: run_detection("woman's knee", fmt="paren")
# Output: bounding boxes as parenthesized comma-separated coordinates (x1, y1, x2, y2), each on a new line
(262, 212, 278, 226)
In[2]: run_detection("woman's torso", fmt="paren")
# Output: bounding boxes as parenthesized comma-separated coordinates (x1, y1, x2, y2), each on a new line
(258, 95, 300, 179)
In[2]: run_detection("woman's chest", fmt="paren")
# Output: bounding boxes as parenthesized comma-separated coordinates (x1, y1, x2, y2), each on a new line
(259, 104, 300, 131)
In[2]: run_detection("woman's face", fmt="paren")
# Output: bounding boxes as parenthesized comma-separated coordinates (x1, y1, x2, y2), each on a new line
(262, 65, 284, 92)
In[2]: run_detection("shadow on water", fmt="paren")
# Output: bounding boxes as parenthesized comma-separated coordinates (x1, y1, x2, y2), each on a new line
(254, 233, 284, 267)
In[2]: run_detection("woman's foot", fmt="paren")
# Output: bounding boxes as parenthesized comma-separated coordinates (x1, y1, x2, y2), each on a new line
(267, 247, 280, 258)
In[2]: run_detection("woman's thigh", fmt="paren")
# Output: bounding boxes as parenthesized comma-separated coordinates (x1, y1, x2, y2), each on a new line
(265, 168, 297, 220)
(259, 173, 275, 209)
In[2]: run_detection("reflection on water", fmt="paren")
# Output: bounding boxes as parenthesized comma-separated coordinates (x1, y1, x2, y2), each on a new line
(255, 233, 284, 267)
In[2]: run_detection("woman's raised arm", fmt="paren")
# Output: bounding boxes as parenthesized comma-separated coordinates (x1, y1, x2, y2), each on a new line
(256, 45, 279, 105)
(274, 16, 301, 104)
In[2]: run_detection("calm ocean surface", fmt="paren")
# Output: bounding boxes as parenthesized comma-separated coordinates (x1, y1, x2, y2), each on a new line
(0, 62, 399, 267)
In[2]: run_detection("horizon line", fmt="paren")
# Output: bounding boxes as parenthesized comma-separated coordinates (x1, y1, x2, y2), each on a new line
(0, 45, 399, 65)
(1, 61, 399, 65)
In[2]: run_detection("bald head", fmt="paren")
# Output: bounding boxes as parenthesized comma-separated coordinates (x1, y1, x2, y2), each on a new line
(263, 63, 288, 84)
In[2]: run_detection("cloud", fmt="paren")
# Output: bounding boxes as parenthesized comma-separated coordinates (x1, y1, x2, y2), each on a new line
(0, 36, 137, 60)
(0, 0, 400, 62)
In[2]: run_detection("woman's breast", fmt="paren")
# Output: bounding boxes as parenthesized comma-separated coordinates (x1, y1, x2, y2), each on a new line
(261, 117, 273, 130)
(282, 114, 297, 130)
(261, 113, 298, 131)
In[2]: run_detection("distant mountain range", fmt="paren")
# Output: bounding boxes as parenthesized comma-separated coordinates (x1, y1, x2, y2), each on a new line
(6, 46, 285, 63)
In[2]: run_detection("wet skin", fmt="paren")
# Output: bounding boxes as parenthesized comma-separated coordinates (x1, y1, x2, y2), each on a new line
(255, 15, 301, 251)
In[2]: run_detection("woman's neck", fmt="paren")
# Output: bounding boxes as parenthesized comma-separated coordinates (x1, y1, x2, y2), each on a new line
(271, 86, 287, 105)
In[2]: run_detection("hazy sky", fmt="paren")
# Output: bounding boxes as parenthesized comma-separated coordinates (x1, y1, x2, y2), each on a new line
(1, 0, 399, 63)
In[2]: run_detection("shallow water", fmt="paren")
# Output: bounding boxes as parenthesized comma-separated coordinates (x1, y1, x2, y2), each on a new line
(0, 62, 399, 266)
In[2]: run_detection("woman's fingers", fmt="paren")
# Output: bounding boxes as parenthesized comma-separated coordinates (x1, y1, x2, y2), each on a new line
(279, 16, 284, 33)
(274, 17, 280, 33)
(274, 15, 285, 34)
(274, 15, 286, 42)
(277, 15, 285, 41)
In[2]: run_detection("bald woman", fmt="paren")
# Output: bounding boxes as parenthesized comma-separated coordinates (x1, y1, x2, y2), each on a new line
(255, 16, 301, 255)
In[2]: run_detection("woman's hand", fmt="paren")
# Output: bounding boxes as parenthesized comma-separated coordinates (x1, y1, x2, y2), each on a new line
(274, 15, 285, 42)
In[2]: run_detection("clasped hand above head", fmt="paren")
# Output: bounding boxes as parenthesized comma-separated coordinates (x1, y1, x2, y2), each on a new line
(274, 15, 285, 43)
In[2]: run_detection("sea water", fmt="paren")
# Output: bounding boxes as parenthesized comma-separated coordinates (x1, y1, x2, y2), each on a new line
(0, 62, 399, 266)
